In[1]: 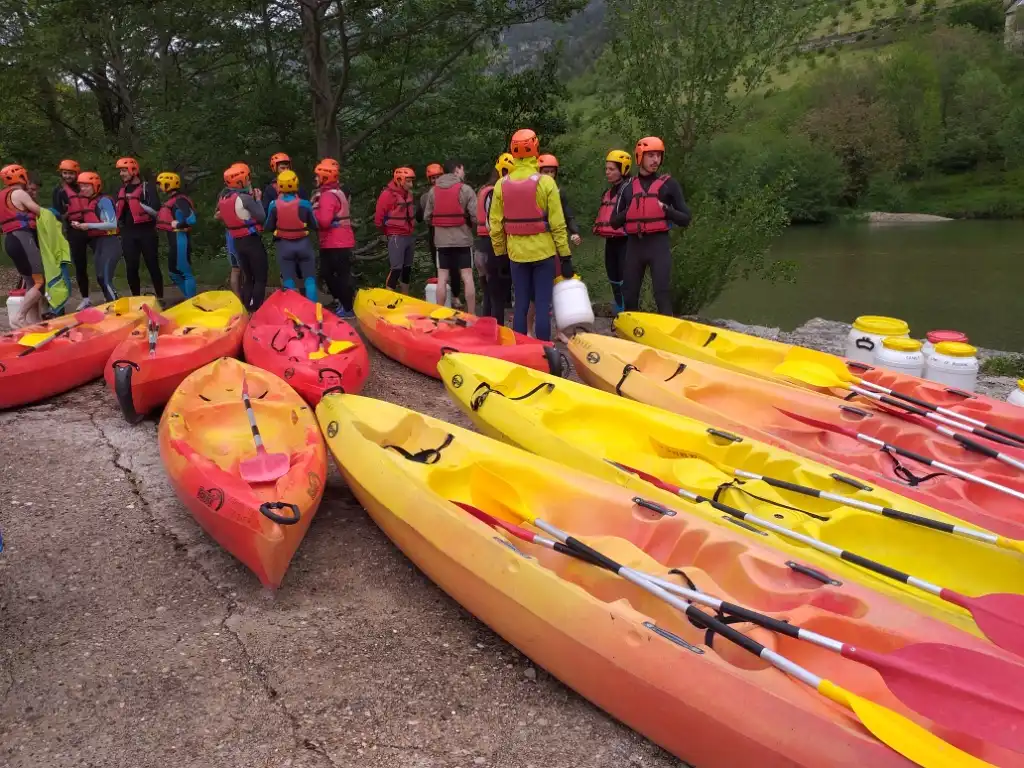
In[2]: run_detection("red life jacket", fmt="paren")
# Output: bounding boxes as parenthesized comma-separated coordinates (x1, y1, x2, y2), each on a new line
(501, 175, 548, 236)
(63, 182, 91, 223)
(0, 187, 37, 234)
(431, 182, 467, 228)
(81, 195, 118, 238)
(317, 186, 355, 247)
(593, 184, 626, 238)
(273, 196, 308, 240)
(218, 192, 262, 238)
(115, 183, 154, 225)
(624, 175, 671, 236)
(382, 186, 414, 235)
(475, 185, 494, 236)
(156, 192, 195, 232)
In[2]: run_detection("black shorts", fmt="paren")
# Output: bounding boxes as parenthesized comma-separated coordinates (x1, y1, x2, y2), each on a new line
(437, 246, 472, 271)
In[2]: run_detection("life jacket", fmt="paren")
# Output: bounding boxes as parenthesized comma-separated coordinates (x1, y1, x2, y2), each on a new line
(475, 185, 494, 236)
(81, 195, 118, 238)
(218, 192, 262, 238)
(156, 192, 195, 232)
(63, 182, 91, 224)
(317, 186, 355, 240)
(273, 196, 308, 240)
(624, 175, 671, 236)
(382, 185, 414, 235)
(431, 183, 467, 228)
(501, 175, 548, 236)
(0, 187, 37, 234)
(593, 184, 626, 238)
(115, 183, 154, 225)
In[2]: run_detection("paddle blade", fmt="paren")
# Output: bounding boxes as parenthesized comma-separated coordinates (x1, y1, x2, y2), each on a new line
(775, 408, 859, 440)
(786, 347, 857, 383)
(17, 330, 57, 347)
(773, 360, 846, 389)
(141, 303, 171, 327)
(819, 680, 993, 767)
(239, 450, 290, 484)
(942, 590, 1024, 659)
(846, 643, 1024, 754)
(76, 307, 105, 324)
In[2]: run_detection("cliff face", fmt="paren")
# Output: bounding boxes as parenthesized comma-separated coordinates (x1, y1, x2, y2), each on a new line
(497, 0, 608, 74)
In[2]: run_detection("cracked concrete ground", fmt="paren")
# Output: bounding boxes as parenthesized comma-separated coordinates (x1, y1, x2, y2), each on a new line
(0, 290, 684, 768)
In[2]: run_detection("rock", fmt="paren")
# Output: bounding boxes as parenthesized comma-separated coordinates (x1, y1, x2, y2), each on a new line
(523, 667, 537, 682)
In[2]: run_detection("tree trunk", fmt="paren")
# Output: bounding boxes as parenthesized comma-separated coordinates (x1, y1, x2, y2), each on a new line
(298, 0, 341, 158)
(35, 75, 69, 147)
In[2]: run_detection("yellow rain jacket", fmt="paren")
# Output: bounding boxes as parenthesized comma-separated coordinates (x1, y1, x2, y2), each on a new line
(489, 156, 570, 264)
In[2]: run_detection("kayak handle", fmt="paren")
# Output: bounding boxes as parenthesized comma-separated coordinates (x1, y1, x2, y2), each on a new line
(317, 367, 343, 384)
(786, 561, 841, 587)
(259, 501, 301, 525)
(632, 497, 676, 517)
(829, 473, 872, 492)
(944, 387, 975, 400)
(111, 359, 144, 425)
(439, 346, 460, 356)
(707, 428, 742, 443)
(322, 386, 346, 396)
(643, 622, 704, 655)
(838, 404, 871, 418)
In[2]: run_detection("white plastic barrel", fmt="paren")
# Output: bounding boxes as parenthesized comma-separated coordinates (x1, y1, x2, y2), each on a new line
(6, 290, 41, 329)
(1008, 380, 1024, 407)
(924, 341, 979, 392)
(846, 316, 910, 365)
(874, 336, 925, 378)
(922, 329, 969, 358)
(553, 277, 595, 330)
(424, 277, 451, 308)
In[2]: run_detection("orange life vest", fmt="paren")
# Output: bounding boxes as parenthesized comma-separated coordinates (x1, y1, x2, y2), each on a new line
(475, 184, 494, 237)
(63, 182, 91, 224)
(115, 183, 155, 225)
(81, 195, 118, 238)
(501, 175, 548, 236)
(218, 192, 262, 238)
(431, 183, 467, 228)
(156, 192, 195, 232)
(624, 175, 670, 236)
(593, 184, 626, 238)
(0, 187, 36, 234)
(273, 196, 308, 240)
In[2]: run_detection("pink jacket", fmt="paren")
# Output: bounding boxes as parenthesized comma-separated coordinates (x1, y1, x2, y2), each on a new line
(314, 184, 355, 249)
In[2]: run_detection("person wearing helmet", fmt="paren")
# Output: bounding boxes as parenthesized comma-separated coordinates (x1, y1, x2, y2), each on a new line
(156, 172, 198, 299)
(70, 171, 121, 303)
(1, 164, 44, 326)
(537, 154, 582, 248)
(424, 159, 478, 313)
(115, 157, 164, 300)
(218, 163, 268, 311)
(264, 169, 319, 301)
(594, 149, 633, 315)
(312, 160, 356, 317)
(416, 163, 453, 304)
(475, 153, 515, 321)
(609, 136, 691, 315)
(374, 166, 417, 293)
(262, 152, 309, 208)
(489, 129, 571, 343)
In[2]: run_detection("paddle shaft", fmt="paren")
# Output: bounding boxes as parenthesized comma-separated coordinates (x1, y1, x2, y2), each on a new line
(240, 377, 268, 453)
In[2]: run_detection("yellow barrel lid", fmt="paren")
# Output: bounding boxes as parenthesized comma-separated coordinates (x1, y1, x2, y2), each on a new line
(1018, 379, 1024, 391)
(934, 341, 977, 357)
(882, 336, 922, 352)
(853, 315, 909, 336)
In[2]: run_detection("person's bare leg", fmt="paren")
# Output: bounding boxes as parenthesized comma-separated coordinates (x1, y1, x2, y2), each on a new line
(460, 267, 476, 315)
(436, 268, 450, 307)
(18, 283, 43, 326)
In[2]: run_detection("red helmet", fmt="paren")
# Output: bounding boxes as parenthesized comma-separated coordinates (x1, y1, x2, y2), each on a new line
(116, 157, 140, 176)
(393, 167, 415, 184)
(0, 164, 29, 187)
(269, 152, 291, 172)
(223, 163, 251, 189)
(510, 129, 540, 159)
(634, 136, 666, 166)
(77, 171, 103, 193)
(426, 163, 443, 179)
(314, 162, 339, 186)
(538, 154, 559, 170)
(58, 159, 81, 174)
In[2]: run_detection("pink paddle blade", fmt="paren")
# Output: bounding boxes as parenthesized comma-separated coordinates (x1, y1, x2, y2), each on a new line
(775, 408, 860, 439)
(238, 373, 290, 484)
(141, 303, 171, 327)
(76, 307, 105, 324)
(844, 642, 1024, 754)
(940, 590, 1024, 660)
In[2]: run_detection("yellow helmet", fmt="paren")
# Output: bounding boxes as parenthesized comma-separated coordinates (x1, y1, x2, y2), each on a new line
(277, 169, 299, 193)
(156, 172, 181, 193)
(605, 149, 632, 176)
(495, 152, 515, 176)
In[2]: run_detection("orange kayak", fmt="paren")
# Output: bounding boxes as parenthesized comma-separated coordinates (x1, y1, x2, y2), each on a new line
(0, 297, 155, 409)
(317, 393, 1023, 768)
(159, 358, 326, 588)
(568, 333, 1024, 539)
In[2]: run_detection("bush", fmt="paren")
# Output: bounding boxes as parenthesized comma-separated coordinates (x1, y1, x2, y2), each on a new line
(981, 355, 1024, 377)
(946, 0, 1004, 34)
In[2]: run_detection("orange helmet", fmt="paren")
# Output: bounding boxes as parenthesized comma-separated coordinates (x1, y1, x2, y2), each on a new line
(510, 128, 540, 159)
(538, 154, 559, 170)
(116, 157, 139, 176)
(393, 167, 415, 184)
(269, 152, 291, 172)
(0, 164, 29, 186)
(634, 136, 666, 165)
(58, 159, 81, 174)
(314, 161, 339, 186)
(425, 163, 443, 179)
(77, 171, 103, 193)
(223, 163, 251, 189)
(319, 157, 340, 171)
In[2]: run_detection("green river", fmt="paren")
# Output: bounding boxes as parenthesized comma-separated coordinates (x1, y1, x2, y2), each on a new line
(705, 220, 1024, 352)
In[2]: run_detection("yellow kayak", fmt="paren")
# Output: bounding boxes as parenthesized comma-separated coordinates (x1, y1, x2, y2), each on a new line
(438, 352, 1024, 639)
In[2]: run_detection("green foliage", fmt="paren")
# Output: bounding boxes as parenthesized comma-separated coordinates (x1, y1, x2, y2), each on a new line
(946, 0, 1004, 34)
(980, 355, 1024, 377)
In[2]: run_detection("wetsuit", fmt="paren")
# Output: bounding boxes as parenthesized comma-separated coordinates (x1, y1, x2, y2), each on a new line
(219, 188, 267, 310)
(265, 194, 318, 301)
(53, 182, 91, 301)
(160, 194, 198, 298)
(116, 180, 164, 299)
(594, 178, 629, 314)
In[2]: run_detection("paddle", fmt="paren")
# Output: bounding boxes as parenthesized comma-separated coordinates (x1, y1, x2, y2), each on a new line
(611, 460, 1024, 659)
(457, 499, 996, 766)
(16, 307, 105, 356)
(776, 407, 1024, 506)
(238, 373, 290, 484)
(456, 501, 1024, 754)
(785, 348, 1024, 447)
(283, 308, 354, 359)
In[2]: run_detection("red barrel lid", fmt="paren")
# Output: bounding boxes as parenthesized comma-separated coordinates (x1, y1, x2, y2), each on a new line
(927, 329, 968, 344)
(426, 277, 438, 284)
(7, 288, 26, 297)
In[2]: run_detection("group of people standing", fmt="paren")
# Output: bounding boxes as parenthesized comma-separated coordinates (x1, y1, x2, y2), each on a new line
(1, 129, 689, 336)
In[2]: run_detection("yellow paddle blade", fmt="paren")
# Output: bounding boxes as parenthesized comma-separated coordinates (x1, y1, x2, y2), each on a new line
(773, 360, 848, 390)
(284, 310, 303, 325)
(428, 307, 457, 320)
(308, 341, 353, 360)
(818, 681, 993, 768)
(785, 347, 857, 383)
(316, 302, 323, 324)
(17, 330, 59, 347)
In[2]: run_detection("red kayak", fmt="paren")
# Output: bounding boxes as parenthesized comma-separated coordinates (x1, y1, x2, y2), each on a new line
(243, 289, 369, 404)
(354, 288, 562, 379)
(104, 291, 247, 422)
(0, 297, 155, 409)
